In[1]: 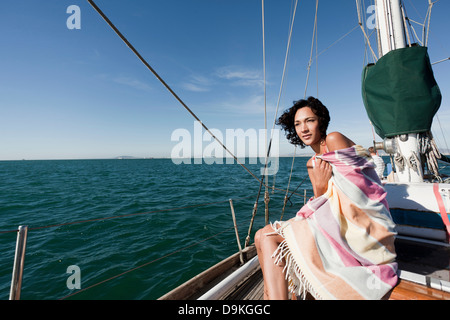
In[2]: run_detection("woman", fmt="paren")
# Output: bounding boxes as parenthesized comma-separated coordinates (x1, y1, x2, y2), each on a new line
(255, 97, 397, 300)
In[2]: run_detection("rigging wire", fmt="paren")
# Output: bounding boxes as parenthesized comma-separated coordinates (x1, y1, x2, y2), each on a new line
(245, 0, 299, 246)
(280, 146, 297, 220)
(279, 0, 328, 217)
(262, 0, 267, 160)
(424, 0, 434, 47)
(308, 24, 360, 66)
(356, 0, 378, 61)
(315, 4, 319, 98)
(304, 0, 319, 98)
(60, 224, 237, 300)
(435, 115, 449, 154)
(403, 0, 437, 48)
(261, 0, 270, 226)
(0, 187, 311, 235)
(271, 0, 298, 136)
(86, 0, 264, 187)
(0, 196, 254, 234)
(267, 0, 298, 180)
(432, 57, 450, 65)
(245, 0, 269, 245)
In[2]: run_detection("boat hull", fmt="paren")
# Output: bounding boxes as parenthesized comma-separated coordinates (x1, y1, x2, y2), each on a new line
(384, 182, 450, 241)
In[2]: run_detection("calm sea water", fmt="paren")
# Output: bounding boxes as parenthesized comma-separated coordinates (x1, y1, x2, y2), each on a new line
(0, 157, 313, 300)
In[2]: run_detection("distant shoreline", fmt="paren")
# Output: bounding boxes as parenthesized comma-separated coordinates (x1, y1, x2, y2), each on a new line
(1, 155, 316, 161)
(4, 152, 449, 162)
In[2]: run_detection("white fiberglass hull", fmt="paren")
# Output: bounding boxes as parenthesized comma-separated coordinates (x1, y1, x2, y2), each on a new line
(384, 182, 450, 242)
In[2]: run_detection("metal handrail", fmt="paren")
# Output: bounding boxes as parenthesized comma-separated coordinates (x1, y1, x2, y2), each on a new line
(9, 225, 28, 300)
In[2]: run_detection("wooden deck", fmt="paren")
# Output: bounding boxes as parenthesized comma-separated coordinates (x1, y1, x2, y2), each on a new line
(386, 278, 450, 300)
(385, 236, 450, 300)
(225, 269, 264, 300)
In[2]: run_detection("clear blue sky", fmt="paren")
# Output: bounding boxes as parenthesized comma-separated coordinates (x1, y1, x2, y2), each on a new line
(0, 0, 448, 160)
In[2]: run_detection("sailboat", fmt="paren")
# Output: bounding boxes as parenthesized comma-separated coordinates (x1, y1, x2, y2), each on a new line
(7, 0, 449, 301)
(160, 0, 450, 300)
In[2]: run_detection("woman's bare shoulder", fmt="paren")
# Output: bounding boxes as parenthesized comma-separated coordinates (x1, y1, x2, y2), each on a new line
(325, 132, 355, 152)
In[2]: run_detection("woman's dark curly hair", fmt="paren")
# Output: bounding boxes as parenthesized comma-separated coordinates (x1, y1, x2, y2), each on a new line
(276, 96, 330, 148)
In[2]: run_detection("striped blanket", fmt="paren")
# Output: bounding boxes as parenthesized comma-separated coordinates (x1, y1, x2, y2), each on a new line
(272, 145, 398, 300)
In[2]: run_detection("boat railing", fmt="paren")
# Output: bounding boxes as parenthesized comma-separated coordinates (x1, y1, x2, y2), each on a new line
(9, 225, 28, 300)
(3, 187, 314, 300)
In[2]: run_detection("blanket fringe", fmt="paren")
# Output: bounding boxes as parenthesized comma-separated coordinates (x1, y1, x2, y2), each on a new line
(270, 221, 323, 300)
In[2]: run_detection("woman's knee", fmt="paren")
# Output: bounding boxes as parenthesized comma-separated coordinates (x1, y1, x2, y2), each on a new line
(255, 228, 263, 249)
(254, 225, 275, 248)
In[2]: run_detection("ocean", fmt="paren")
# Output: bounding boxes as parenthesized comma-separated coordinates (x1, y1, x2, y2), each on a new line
(0, 157, 313, 300)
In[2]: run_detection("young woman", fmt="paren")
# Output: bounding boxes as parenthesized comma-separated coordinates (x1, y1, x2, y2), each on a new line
(254, 97, 397, 300)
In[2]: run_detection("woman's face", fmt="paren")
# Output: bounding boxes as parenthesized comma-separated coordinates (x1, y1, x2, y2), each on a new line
(294, 106, 322, 147)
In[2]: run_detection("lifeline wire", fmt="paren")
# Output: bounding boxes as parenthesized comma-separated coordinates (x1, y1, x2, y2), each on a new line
(60, 225, 236, 300)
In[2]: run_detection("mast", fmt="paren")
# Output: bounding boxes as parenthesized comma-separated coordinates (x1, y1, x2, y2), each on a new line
(374, 0, 423, 183)
(375, 0, 406, 56)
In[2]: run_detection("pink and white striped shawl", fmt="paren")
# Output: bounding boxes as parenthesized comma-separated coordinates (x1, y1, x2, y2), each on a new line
(272, 145, 398, 299)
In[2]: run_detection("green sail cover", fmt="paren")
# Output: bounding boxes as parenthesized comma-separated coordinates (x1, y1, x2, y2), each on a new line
(361, 46, 441, 139)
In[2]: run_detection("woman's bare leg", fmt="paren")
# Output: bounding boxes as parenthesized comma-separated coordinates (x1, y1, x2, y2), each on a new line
(255, 224, 288, 300)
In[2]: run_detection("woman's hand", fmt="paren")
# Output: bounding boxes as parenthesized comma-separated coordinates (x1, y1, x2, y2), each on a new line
(308, 157, 332, 198)
(307, 132, 354, 198)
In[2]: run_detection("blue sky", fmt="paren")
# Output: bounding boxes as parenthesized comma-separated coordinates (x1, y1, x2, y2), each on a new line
(0, 0, 448, 160)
